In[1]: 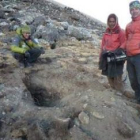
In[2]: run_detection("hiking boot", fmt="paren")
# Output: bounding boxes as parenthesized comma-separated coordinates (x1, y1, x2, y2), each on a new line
(19, 63, 25, 69)
(136, 100, 140, 104)
(25, 62, 33, 68)
(123, 90, 135, 99)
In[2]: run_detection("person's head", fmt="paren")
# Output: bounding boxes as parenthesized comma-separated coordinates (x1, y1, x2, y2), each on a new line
(129, 0, 140, 18)
(21, 25, 31, 39)
(107, 14, 118, 29)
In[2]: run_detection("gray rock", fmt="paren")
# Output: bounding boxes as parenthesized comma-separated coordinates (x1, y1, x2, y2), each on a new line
(60, 22, 69, 30)
(54, 117, 70, 131)
(9, 24, 20, 31)
(1, 37, 12, 44)
(0, 21, 9, 26)
(0, 10, 5, 19)
(117, 120, 135, 138)
(78, 111, 89, 124)
(68, 26, 92, 40)
(35, 24, 59, 42)
(17, 10, 43, 25)
(32, 16, 46, 27)
(27, 122, 48, 140)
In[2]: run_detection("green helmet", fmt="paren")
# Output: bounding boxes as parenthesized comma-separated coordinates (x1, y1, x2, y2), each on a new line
(21, 25, 31, 34)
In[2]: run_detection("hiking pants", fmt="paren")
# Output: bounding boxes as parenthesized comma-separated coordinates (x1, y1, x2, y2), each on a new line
(13, 48, 42, 63)
(127, 54, 140, 102)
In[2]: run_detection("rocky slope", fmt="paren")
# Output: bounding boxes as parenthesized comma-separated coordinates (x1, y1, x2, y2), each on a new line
(0, 0, 140, 140)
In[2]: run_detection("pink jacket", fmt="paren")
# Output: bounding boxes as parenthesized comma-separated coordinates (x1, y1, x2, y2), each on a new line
(101, 29, 125, 52)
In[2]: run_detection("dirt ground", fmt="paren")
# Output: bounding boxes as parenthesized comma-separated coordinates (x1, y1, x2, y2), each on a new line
(0, 40, 140, 140)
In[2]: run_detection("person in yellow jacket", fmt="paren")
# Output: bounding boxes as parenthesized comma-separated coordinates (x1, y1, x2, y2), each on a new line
(11, 25, 45, 67)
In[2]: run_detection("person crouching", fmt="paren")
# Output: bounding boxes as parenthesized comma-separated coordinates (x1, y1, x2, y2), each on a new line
(11, 25, 45, 68)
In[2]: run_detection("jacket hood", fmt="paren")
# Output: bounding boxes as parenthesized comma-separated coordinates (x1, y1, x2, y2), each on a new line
(106, 14, 121, 34)
(16, 25, 31, 35)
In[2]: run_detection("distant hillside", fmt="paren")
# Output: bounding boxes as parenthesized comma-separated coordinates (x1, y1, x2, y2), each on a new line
(32, 0, 106, 36)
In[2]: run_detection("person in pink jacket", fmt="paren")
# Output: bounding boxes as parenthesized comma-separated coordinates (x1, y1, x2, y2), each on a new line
(99, 14, 127, 93)
(122, 1, 140, 103)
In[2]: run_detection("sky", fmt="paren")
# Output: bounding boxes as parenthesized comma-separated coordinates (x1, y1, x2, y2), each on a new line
(54, 0, 134, 29)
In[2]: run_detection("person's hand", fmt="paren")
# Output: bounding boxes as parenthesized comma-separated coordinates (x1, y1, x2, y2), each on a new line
(115, 48, 125, 55)
(40, 47, 45, 54)
(24, 51, 30, 58)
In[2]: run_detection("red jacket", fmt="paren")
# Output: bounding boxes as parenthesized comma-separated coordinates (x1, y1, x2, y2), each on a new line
(124, 16, 140, 56)
(100, 25, 125, 54)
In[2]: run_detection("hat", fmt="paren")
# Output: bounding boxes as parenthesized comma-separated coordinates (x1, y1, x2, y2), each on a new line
(129, 0, 140, 10)
(21, 25, 31, 34)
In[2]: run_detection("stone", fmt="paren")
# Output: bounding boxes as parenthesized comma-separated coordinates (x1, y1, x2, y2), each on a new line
(78, 111, 89, 124)
(92, 111, 105, 120)
(0, 93, 4, 98)
(60, 22, 69, 30)
(11, 128, 27, 138)
(76, 58, 87, 64)
(27, 122, 48, 140)
(53, 117, 71, 136)
(117, 121, 135, 138)
(68, 26, 92, 40)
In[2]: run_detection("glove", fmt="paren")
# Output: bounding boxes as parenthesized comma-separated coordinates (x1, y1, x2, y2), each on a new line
(40, 47, 45, 54)
(24, 51, 30, 58)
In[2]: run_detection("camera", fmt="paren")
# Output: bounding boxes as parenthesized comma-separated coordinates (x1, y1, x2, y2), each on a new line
(107, 52, 126, 63)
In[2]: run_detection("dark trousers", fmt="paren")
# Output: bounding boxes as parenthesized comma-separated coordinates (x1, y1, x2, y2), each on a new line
(27, 48, 42, 63)
(13, 48, 42, 64)
(127, 54, 140, 102)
